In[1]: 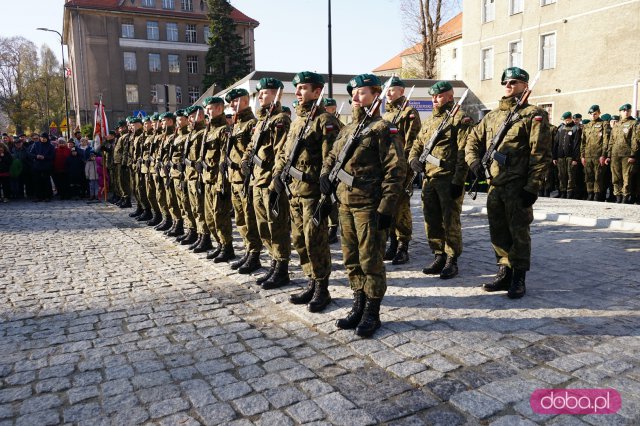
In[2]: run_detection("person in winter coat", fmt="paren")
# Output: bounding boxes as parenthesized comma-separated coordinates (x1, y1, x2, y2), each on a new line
(85, 152, 99, 200)
(65, 148, 85, 199)
(53, 140, 72, 199)
(29, 133, 55, 201)
(9, 138, 30, 199)
(0, 142, 13, 202)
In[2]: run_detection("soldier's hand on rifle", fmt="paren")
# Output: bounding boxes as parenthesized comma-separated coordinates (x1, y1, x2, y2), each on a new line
(470, 160, 484, 179)
(520, 189, 538, 208)
(273, 173, 284, 194)
(241, 160, 250, 177)
(450, 183, 464, 199)
(376, 212, 392, 230)
(195, 161, 203, 174)
(410, 158, 423, 173)
(319, 173, 332, 195)
(268, 190, 278, 209)
(217, 190, 229, 200)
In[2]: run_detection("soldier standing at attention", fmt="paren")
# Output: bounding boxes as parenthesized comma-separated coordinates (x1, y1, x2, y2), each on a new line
(382, 76, 421, 265)
(322, 97, 343, 245)
(172, 109, 197, 245)
(581, 105, 609, 201)
(129, 117, 150, 220)
(272, 71, 340, 313)
(465, 67, 551, 299)
(225, 88, 262, 274)
(408, 81, 471, 279)
(321, 74, 406, 337)
(553, 111, 581, 199)
(241, 78, 292, 289)
(115, 119, 133, 208)
(604, 103, 638, 204)
(156, 113, 178, 233)
(143, 114, 163, 226)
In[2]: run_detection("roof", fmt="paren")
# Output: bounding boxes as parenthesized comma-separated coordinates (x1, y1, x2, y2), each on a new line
(373, 12, 462, 73)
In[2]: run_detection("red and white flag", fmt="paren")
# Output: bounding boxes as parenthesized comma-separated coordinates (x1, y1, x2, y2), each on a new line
(93, 99, 108, 149)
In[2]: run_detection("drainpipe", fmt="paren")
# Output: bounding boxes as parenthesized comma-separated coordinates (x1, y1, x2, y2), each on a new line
(633, 78, 639, 117)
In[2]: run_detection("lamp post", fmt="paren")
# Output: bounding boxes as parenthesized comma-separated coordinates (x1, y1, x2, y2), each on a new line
(37, 27, 71, 140)
(328, 0, 333, 98)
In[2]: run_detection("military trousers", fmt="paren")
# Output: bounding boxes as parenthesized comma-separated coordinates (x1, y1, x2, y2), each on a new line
(145, 174, 160, 214)
(187, 180, 208, 235)
(204, 182, 233, 245)
(173, 178, 196, 230)
(610, 157, 637, 196)
(253, 186, 291, 261)
(556, 158, 577, 192)
(231, 182, 262, 253)
(289, 195, 331, 280)
(339, 204, 387, 299)
(118, 165, 130, 197)
(486, 183, 533, 271)
(153, 174, 169, 216)
(421, 177, 463, 258)
(134, 170, 150, 210)
(390, 190, 412, 244)
(328, 203, 339, 229)
(583, 157, 603, 194)
(111, 164, 121, 197)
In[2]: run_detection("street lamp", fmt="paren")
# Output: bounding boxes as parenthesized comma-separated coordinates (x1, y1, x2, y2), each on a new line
(328, 0, 333, 98)
(37, 27, 71, 140)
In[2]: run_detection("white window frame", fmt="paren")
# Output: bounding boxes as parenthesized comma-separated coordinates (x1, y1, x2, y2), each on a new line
(539, 32, 556, 70)
(147, 21, 159, 41)
(204, 26, 210, 43)
(186, 55, 198, 74)
(188, 86, 200, 103)
(150, 87, 158, 104)
(541, 0, 556, 6)
(480, 47, 494, 81)
(166, 23, 178, 42)
(162, 0, 174, 9)
(508, 39, 523, 68)
(126, 84, 139, 104)
(148, 53, 161, 72)
(482, 0, 495, 23)
(185, 24, 197, 43)
(168, 54, 180, 73)
(181, 0, 193, 12)
(142, 0, 155, 7)
(123, 52, 136, 71)
(175, 86, 182, 104)
(510, 0, 524, 15)
(121, 22, 134, 38)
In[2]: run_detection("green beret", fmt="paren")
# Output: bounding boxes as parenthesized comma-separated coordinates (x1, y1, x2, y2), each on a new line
(323, 98, 337, 107)
(151, 113, 160, 121)
(117, 119, 127, 127)
(572, 113, 582, 119)
(203, 96, 224, 106)
(428, 81, 453, 96)
(175, 109, 188, 117)
(160, 112, 175, 120)
(612, 115, 620, 121)
(501, 67, 529, 84)
(129, 117, 142, 124)
(346, 73, 382, 96)
(126, 116, 135, 123)
(388, 76, 405, 88)
(588, 105, 600, 114)
(561, 111, 572, 120)
(142, 116, 151, 123)
(292, 71, 324, 87)
(187, 105, 204, 115)
(282, 106, 291, 113)
(224, 88, 249, 103)
(292, 100, 299, 108)
(600, 113, 612, 121)
(256, 77, 284, 91)
(581, 119, 591, 125)
(619, 103, 632, 111)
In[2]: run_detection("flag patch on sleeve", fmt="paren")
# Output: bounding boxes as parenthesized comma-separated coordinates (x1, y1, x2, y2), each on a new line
(534, 115, 543, 122)
(326, 124, 335, 131)
(390, 127, 399, 134)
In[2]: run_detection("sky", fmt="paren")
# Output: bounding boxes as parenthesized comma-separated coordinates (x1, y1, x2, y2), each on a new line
(0, 0, 460, 75)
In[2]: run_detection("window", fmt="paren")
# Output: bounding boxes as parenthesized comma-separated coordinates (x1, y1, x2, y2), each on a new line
(166, 23, 178, 42)
(483, 0, 495, 23)
(186, 24, 197, 43)
(126, 84, 139, 104)
(188, 86, 200, 103)
(142, 0, 155, 7)
(149, 53, 161, 72)
(540, 33, 556, 69)
(121, 21, 134, 38)
(541, 0, 556, 5)
(508, 40, 522, 68)
(452, 48, 457, 59)
(123, 52, 136, 71)
(187, 55, 198, 74)
(151, 87, 158, 104)
(176, 86, 182, 104)
(481, 47, 493, 80)
(510, 0, 524, 15)
(203, 26, 210, 43)
(538, 103, 553, 120)
(162, 0, 174, 9)
(147, 21, 159, 40)
(168, 54, 180, 73)
(181, 0, 193, 11)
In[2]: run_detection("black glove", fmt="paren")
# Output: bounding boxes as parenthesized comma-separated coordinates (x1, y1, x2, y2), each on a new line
(319, 173, 332, 195)
(410, 158, 423, 173)
(241, 160, 250, 176)
(376, 212, 392, 230)
(268, 190, 279, 209)
(195, 161, 203, 174)
(273, 173, 284, 194)
(520, 189, 538, 208)
(470, 160, 484, 179)
(450, 183, 464, 198)
(217, 190, 229, 200)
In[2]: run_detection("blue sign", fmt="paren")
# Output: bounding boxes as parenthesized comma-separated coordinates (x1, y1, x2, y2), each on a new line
(408, 100, 433, 112)
(132, 110, 147, 118)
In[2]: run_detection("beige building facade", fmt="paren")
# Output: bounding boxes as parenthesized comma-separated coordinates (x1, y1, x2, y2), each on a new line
(462, 0, 640, 123)
(63, 0, 258, 127)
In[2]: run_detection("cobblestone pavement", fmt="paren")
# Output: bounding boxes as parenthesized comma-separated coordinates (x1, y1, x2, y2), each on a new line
(1, 196, 639, 425)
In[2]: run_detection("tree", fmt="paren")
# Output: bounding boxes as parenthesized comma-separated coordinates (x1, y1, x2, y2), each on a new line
(203, 0, 252, 91)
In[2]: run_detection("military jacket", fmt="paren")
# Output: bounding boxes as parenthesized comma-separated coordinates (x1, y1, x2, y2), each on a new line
(149, 131, 164, 175)
(113, 132, 127, 164)
(408, 102, 472, 186)
(606, 117, 639, 158)
(225, 108, 257, 184)
(170, 126, 190, 179)
(382, 96, 421, 159)
(322, 109, 406, 215)
(272, 102, 340, 197)
(553, 122, 581, 160)
(185, 121, 206, 181)
(130, 129, 144, 171)
(242, 103, 291, 187)
(158, 127, 176, 180)
(99, 139, 115, 168)
(140, 130, 155, 174)
(200, 114, 228, 185)
(465, 96, 551, 194)
(581, 118, 609, 159)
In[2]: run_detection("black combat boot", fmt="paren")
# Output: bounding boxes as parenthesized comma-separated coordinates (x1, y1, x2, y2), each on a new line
(207, 243, 223, 260)
(147, 211, 162, 226)
(422, 254, 446, 275)
(560, 191, 567, 199)
(482, 265, 512, 292)
(624, 195, 633, 204)
(508, 269, 526, 299)
(391, 242, 409, 265)
(261, 260, 290, 289)
(383, 235, 398, 261)
(192, 233, 213, 253)
(129, 205, 144, 217)
(156, 216, 172, 231)
(551, 191, 561, 198)
(328, 226, 339, 244)
(543, 189, 551, 197)
(238, 252, 262, 275)
(587, 192, 594, 201)
(566, 191, 573, 199)
(230, 252, 249, 270)
(596, 192, 606, 202)
(188, 234, 203, 251)
(355, 298, 382, 338)
(166, 220, 183, 237)
(214, 244, 235, 263)
(616, 195, 623, 204)
(307, 278, 331, 312)
(179, 229, 198, 245)
(119, 197, 132, 208)
(256, 260, 277, 285)
(335, 290, 366, 330)
(289, 279, 315, 305)
(136, 209, 152, 221)
(154, 216, 167, 230)
(439, 256, 458, 279)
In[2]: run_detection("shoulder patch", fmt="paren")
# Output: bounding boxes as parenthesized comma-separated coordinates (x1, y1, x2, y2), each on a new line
(325, 124, 335, 131)
(463, 117, 472, 124)
(534, 116, 543, 122)
(389, 127, 399, 134)
(276, 122, 284, 129)
(409, 114, 415, 119)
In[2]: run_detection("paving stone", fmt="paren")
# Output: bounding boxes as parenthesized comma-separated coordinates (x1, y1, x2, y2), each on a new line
(213, 381, 252, 401)
(148, 397, 189, 418)
(419, 406, 467, 426)
(195, 402, 237, 425)
(19, 394, 61, 415)
(15, 409, 59, 426)
(35, 377, 71, 393)
(264, 385, 306, 408)
(232, 394, 270, 416)
(449, 390, 505, 420)
(67, 386, 99, 405)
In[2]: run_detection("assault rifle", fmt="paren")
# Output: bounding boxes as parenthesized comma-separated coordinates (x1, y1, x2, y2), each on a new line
(195, 110, 211, 195)
(270, 86, 326, 217)
(404, 89, 469, 196)
(311, 79, 393, 226)
(390, 85, 415, 126)
(220, 103, 238, 197)
(335, 102, 345, 118)
(467, 71, 540, 199)
(164, 126, 178, 189)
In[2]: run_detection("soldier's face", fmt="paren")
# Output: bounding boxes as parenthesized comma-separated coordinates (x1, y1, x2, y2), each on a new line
(432, 90, 454, 108)
(503, 79, 526, 97)
(133, 123, 142, 131)
(564, 118, 573, 125)
(230, 96, 249, 112)
(144, 121, 152, 131)
(573, 118, 580, 125)
(295, 84, 321, 105)
(590, 111, 600, 120)
(325, 105, 336, 114)
(177, 116, 188, 128)
(620, 110, 631, 119)
(258, 89, 277, 108)
(351, 86, 377, 108)
(386, 86, 404, 103)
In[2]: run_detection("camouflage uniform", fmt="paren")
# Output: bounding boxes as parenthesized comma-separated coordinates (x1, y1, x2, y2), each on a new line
(185, 120, 209, 236)
(130, 128, 149, 211)
(327, 119, 345, 232)
(114, 130, 130, 199)
(553, 122, 581, 195)
(581, 118, 609, 197)
(171, 125, 196, 231)
(605, 117, 639, 199)
(141, 128, 161, 216)
(203, 114, 231, 246)
(158, 126, 180, 221)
